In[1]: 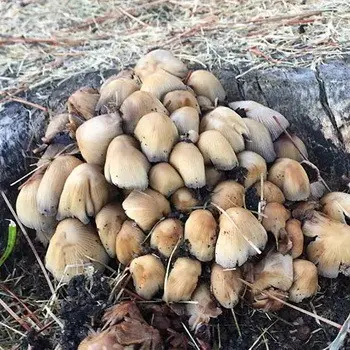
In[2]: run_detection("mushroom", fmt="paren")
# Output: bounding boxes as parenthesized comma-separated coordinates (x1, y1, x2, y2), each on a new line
(149, 162, 184, 197)
(228, 100, 290, 141)
(215, 207, 268, 268)
(205, 166, 223, 190)
(197, 95, 214, 112)
(289, 259, 318, 303)
(120, 91, 169, 134)
(104, 135, 150, 190)
(140, 71, 187, 100)
(184, 209, 218, 262)
(16, 174, 57, 237)
(96, 77, 139, 112)
(122, 189, 171, 231)
(237, 151, 267, 188)
(200, 107, 249, 153)
(210, 263, 243, 309)
(76, 113, 123, 165)
(170, 106, 200, 140)
(130, 254, 166, 300)
(186, 70, 226, 103)
(57, 163, 111, 224)
(95, 202, 127, 258)
(320, 192, 350, 224)
(285, 219, 304, 259)
(197, 130, 238, 170)
(262, 202, 291, 243)
(36, 155, 83, 216)
(134, 112, 178, 162)
(169, 142, 206, 189)
(42, 113, 69, 143)
(45, 218, 109, 282)
(243, 118, 276, 163)
(67, 87, 99, 120)
(302, 211, 350, 277)
(273, 134, 308, 162)
(115, 220, 145, 265)
(170, 187, 200, 213)
(268, 158, 311, 201)
(292, 201, 320, 220)
(186, 283, 222, 331)
(253, 180, 285, 204)
(134, 49, 188, 80)
(211, 180, 245, 211)
(163, 90, 200, 114)
(150, 218, 183, 257)
(163, 257, 201, 302)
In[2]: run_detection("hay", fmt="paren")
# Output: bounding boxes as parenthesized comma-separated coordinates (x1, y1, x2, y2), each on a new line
(0, 0, 350, 103)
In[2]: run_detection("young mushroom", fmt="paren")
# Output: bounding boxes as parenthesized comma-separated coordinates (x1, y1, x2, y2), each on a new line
(320, 192, 350, 224)
(42, 113, 69, 144)
(289, 259, 318, 303)
(215, 207, 268, 268)
(45, 218, 109, 282)
(211, 180, 245, 211)
(163, 257, 202, 302)
(237, 151, 267, 188)
(253, 181, 285, 204)
(273, 134, 308, 162)
(104, 135, 150, 190)
(134, 112, 178, 162)
(163, 90, 200, 114)
(169, 142, 206, 189)
(184, 209, 218, 262)
(67, 87, 99, 120)
(130, 254, 166, 300)
(285, 219, 304, 259)
(122, 189, 171, 231)
(57, 163, 111, 224)
(170, 187, 200, 213)
(268, 158, 310, 201)
(170, 106, 200, 142)
(76, 113, 123, 165)
(210, 263, 244, 309)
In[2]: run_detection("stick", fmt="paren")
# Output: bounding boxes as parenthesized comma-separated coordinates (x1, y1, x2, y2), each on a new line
(6, 96, 48, 112)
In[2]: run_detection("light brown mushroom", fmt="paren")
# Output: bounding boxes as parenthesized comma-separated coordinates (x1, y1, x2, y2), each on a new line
(67, 87, 99, 120)
(57, 163, 111, 224)
(42, 113, 69, 143)
(45, 218, 109, 282)
(163, 257, 201, 302)
(163, 90, 200, 114)
(134, 112, 178, 162)
(320, 192, 350, 224)
(237, 151, 267, 188)
(184, 209, 218, 262)
(268, 158, 310, 201)
(170, 106, 200, 140)
(253, 181, 285, 204)
(170, 187, 199, 213)
(205, 166, 223, 190)
(211, 180, 245, 211)
(273, 134, 308, 162)
(122, 189, 171, 231)
(285, 219, 304, 259)
(130, 254, 166, 300)
(215, 207, 268, 268)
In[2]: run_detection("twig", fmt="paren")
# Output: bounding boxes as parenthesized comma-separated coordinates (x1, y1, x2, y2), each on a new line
(248, 321, 278, 350)
(0, 298, 31, 331)
(1, 191, 55, 295)
(182, 322, 201, 350)
(5, 96, 48, 112)
(231, 308, 242, 338)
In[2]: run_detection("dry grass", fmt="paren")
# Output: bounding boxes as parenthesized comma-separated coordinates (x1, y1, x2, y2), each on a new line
(0, 0, 350, 103)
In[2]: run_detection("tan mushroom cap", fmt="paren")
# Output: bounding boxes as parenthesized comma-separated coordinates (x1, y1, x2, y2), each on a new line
(16, 174, 57, 234)
(120, 90, 169, 134)
(104, 135, 150, 190)
(122, 189, 171, 231)
(243, 118, 276, 163)
(186, 70, 226, 103)
(76, 113, 123, 165)
(149, 162, 184, 197)
(320, 192, 350, 224)
(42, 113, 69, 143)
(185, 209, 218, 262)
(253, 181, 285, 204)
(215, 207, 268, 268)
(45, 219, 109, 282)
(289, 259, 318, 303)
(170, 106, 200, 137)
(170, 187, 199, 213)
(237, 151, 267, 188)
(285, 219, 304, 259)
(163, 257, 201, 302)
(268, 158, 310, 201)
(95, 202, 127, 258)
(273, 133, 308, 162)
(115, 220, 145, 265)
(302, 211, 350, 277)
(163, 90, 200, 114)
(134, 112, 178, 162)
(57, 163, 111, 224)
(134, 49, 188, 79)
(210, 263, 243, 309)
(130, 254, 166, 300)
(36, 155, 83, 217)
(197, 95, 214, 112)
(211, 180, 245, 211)
(150, 218, 183, 257)
(67, 87, 99, 120)
(169, 142, 206, 189)
(186, 283, 222, 330)
(197, 130, 238, 170)
(228, 100, 290, 141)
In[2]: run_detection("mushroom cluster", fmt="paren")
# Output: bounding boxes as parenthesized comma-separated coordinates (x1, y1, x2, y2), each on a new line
(15, 50, 350, 339)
